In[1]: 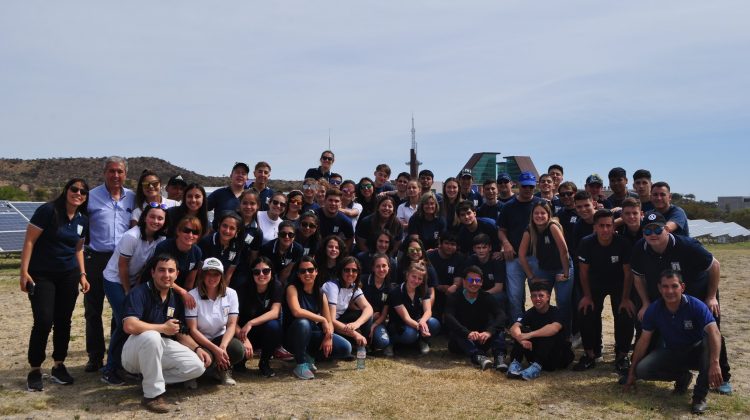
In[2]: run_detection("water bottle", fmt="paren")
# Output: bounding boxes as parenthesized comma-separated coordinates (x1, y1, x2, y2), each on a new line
(356, 346, 366, 370)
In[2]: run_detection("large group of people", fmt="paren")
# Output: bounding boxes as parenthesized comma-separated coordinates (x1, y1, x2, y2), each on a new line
(18, 154, 732, 414)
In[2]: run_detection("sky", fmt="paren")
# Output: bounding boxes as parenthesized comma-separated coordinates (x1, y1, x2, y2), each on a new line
(1, 1, 749, 201)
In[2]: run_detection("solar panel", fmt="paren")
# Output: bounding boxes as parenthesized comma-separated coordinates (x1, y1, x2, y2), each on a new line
(0, 201, 43, 252)
(0, 231, 26, 252)
(0, 201, 16, 213)
(9, 202, 44, 220)
(0, 213, 28, 231)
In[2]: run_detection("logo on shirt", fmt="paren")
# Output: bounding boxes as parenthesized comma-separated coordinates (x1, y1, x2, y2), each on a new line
(448, 266, 455, 274)
(167, 307, 175, 318)
(488, 274, 494, 281)
(189, 262, 195, 270)
(683, 320, 694, 330)
(333, 226, 340, 233)
(571, 216, 577, 223)
(611, 256, 619, 263)
(671, 262, 682, 271)
(223, 306, 230, 317)
(228, 251, 236, 261)
(381, 293, 388, 303)
(264, 299, 270, 309)
(544, 236, 550, 245)
(77, 224, 83, 236)
(245, 234, 254, 245)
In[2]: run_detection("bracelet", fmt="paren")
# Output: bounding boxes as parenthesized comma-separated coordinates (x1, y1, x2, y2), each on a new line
(193, 346, 202, 353)
(80, 272, 87, 277)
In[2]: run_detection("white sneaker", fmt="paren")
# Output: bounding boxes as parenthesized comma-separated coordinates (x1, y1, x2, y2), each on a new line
(219, 370, 236, 386)
(418, 339, 430, 355)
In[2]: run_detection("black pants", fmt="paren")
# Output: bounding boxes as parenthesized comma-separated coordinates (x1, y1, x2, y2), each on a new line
(84, 250, 112, 361)
(28, 270, 79, 367)
(579, 286, 634, 356)
(510, 335, 574, 371)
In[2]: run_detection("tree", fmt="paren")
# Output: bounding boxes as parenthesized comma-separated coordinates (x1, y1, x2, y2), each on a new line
(726, 209, 750, 229)
(0, 185, 28, 200)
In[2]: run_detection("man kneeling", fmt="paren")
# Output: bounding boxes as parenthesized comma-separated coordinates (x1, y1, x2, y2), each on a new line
(444, 266, 506, 371)
(121, 254, 210, 413)
(507, 280, 574, 380)
(624, 270, 723, 415)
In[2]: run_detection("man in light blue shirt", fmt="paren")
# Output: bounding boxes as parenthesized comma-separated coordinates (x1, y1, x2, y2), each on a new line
(84, 156, 135, 374)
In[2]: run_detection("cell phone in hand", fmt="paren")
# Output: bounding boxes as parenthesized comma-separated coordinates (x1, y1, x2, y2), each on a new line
(27, 282, 36, 296)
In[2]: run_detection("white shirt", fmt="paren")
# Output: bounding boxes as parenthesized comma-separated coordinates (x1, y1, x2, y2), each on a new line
(103, 226, 165, 286)
(130, 198, 179, 222)
(257, 211, 282, 245)
(321, 280, 364, 318)
(185, 287, 239, 340)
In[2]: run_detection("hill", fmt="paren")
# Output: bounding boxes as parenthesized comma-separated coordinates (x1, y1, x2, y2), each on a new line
(0, 157, 301, 201)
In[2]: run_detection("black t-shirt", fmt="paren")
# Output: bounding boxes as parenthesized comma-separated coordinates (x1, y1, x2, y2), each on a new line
(555, 207, 578, 251)
(28, 202, 88, 273)
(361, 274, 393, 314)
(260, 240, 304, 277)
(240, 279, 283, 325)
(407, 215, 446, 250)
(427, 249, 465, 286)
(571, 219, 594, 259)
(457, 219, 499, 254)
(516, 305, 566, 339)
(533, 225, 563, 271)
(576, 233, 632, 290)
(466, 255, 506, 292)
(387, 283, 431, 328)
(498, 197, 542, 251)
(477, 202, 502, 222)
(314, 208, 354, 240)
(152, 239, 202, 288)
(355, 214, 403, 252)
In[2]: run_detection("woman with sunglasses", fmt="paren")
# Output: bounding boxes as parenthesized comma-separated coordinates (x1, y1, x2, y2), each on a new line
(186, 258, 244, 386)
(130, 170, 178, 228)
(314, 235, 348, 283)
(441, 177, 461, 230)
(295, 211, 321, 257)
(339, 180, 362, 231)
(396, 179, 421, 231)
(356, 230, 397, 275)
(322, 257, 373, 350)
(387, 261, 440, 355)
(236, 257, 284, 377)
(258, 192, 287, 245)
(407, 192, 446, 251)
(315, 179, 330, 208)
(100, 203, 169, 385)
(396, 238, 438, 299)
(20, 178, 91, 391)
(355, 195, 403, 257)
(283, 190, 304, 224)
(361, 253, 394, 355)
(152, 216, 203, 309)
(166, 183, 209, 238)
(233, 190, 264, 304)
(301, 178, 320, 213)
(355, 177, 376, 219)
(260, 220, 303, 285)
(284, 257, 351, 380)
(198, 211, 244, 286)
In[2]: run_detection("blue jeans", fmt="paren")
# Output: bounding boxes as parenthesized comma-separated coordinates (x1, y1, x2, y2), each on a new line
(371, 324, 390, 349)
(448, 330, 505, 358)
(103, 280, 127, 373)
(526, 256, 574, 337)
(505, 259, 528, 322)
(248, 319, 283, 362)
(285, 319, 352, 364)
(389, 317, 441, 344)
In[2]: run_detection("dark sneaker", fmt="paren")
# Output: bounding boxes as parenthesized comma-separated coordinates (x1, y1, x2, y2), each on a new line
(691, 398, 707, 415)
(142, 394, 170, 413)
(84, 358, 102, 373)
(494, 355, 508, 372)
(259, 359, 276, 378)
(615, 355, 631, 373)
(471, 355, 492, 371)
(27, 369, 43, 392)
(572, 355, 596, 371)
(101, 369, 126, 386)
(50, 364, 74, 385)
(673, 371, 693, 395)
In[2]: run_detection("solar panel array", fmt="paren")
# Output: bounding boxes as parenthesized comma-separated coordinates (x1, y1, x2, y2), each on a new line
(0, 201, 43, 252)
(689, 219, 750, 241)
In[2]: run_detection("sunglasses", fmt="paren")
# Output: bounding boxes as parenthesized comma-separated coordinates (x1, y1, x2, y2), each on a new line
(343, 267, 359, 274)
(407, 247, 422, 254)
(466, 277, 483, 284)
(321, 156, 334, 161)
(360, 184, 374, 190)
(559, 191, 575, 197)
(300, 222, 317, 229)
(290, 199, 302, 206)
(341, 188, 354, 194)
(298, 267, 316, 274)
(141, 181, 160, 189)
(643, 226, 664, 236)
(181, 227, 200, 236)
(69, 186, 88, 195)
(252, 268, 272, 276)
(302, 184, 316, 190)
(271, 199, 287, 207)
(329, 179, 342, 186)
(278, 231, 295, 239)
(148, 202, 169, 210)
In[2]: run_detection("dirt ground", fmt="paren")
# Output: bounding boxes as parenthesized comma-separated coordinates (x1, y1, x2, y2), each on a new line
(0, 245, 748, 419)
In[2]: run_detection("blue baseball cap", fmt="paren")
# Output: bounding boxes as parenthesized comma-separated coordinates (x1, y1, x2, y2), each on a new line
(497, 173, 512, 183)
(518, 171, 536, 186)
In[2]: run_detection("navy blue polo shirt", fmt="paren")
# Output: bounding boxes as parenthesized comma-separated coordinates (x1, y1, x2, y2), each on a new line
(407, 215, 446, 250)
(576, 233, 631, 290)
(198, 232, 242, 269)
(616, 224, 642, 248)
(374, 183, 395, 194)
(387, 282, 431, 328)
(153, 239, 202, 288)
(460, 190, 484, 209)
(498, 197, 541, 252)
(304, 167, 331, 182)
(660, 205, 690, 237)
(642, 295, 716, 349)
(361, 274, 392, 314)
(314, 208, 354, 240)
(260, 239, 304, 276)
(28, 202, 88, 273)
(301, 202, 321, 213)
(571, 219, 594, 259)
(355, 214, 403, 252)
(457, 219, 499, 255)
(123, 280, 186, 338)
(246, 183, 274, 211)
(466, 254, 506, 292)
(427, 249, 465, 286)
(207, 187, 242, 230)
(477, 202, 502, 222)
(604, 191, 640, 209)
(630, 234, 713, 301)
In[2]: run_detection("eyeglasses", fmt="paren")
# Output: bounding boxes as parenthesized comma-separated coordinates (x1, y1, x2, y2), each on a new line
(329, 179, 342, 186)
(299, 267, 316, 274)
(278, 231, 295, 239)
(343, 267, 359, 274)
(181, 227, 200, 236)
(360, 184, 373, 190)
(407, 247, 422, 254)
(141, 181, 160, 189)
(148, 202, 169, 210)
(69, 186, 88, 195)
(252, 268, 272, 276)
(643, 226, 664, 236)
(559, 191, 575, 197)
(466, 277, 483, 285)
(271, 199, 287, 207)
(321, 156, 334, 162)
(300, 222, 317, 229)
(290, 199, 302, 206)
(302, 184, 316, 190)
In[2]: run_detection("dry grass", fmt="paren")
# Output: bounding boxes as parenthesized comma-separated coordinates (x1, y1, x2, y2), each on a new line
(0, 245, 747, 419)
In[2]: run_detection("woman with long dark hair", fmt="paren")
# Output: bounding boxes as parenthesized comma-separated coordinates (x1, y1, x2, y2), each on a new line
(295, 210, 321, 257)
(355, 177, 376, 219)
(355, 195, 403, 257)
(322, 257, 373, 350)
(441, 177, 461, 230)
(198, 211, 244, 285)
(130, 170, 177, 228)
(20, 178, 91, 391)
(166, 183, 209, 238)
(361, 253, 394, 355)
(314, 235, 348, 283)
